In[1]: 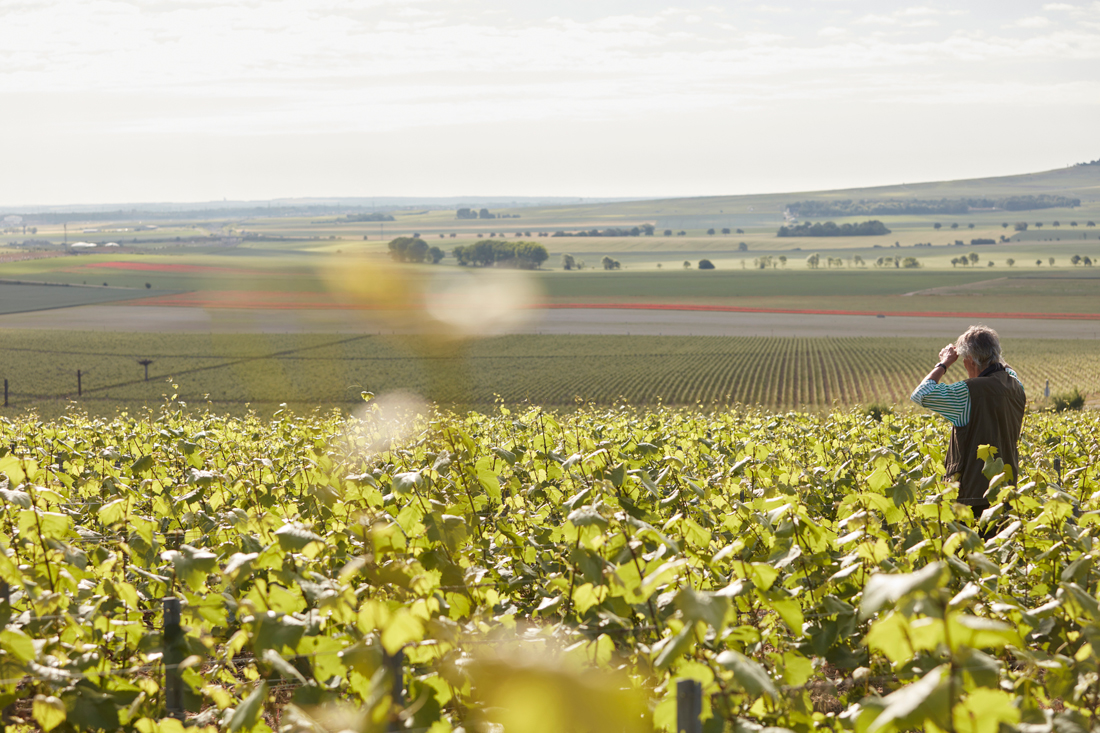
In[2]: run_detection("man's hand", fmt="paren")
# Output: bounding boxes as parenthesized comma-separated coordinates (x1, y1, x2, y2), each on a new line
(939, 344, 958, 367)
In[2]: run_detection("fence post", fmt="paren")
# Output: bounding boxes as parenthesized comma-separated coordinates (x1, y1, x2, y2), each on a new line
(676, 679, 702, 733)
(3, 379, 7, 407)
(383, 648, 404, 732)
(77, 370, 82, 398)
(163, 597, 184, 721)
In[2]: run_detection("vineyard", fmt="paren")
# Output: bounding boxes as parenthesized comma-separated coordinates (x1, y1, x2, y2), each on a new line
(3, 332, 1100, 417)
(0, 398, 1097, 732)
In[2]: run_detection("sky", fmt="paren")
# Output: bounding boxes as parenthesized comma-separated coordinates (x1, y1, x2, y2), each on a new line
(1, 0, 1099, 206)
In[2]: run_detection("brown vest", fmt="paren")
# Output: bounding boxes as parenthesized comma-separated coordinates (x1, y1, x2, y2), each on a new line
(943, 367, 1026, 505)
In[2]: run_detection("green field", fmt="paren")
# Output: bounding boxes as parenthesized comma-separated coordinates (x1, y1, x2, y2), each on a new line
(2, 332, 1097, 417)
(0, 281, 178, 315)
(0, 397, 1095, 731)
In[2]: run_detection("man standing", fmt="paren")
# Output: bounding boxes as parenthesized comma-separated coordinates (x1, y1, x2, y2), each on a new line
(911, 325, 1026, 523)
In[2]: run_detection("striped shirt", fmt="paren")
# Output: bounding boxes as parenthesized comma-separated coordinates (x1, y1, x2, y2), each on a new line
(910, 367, 1022, 427)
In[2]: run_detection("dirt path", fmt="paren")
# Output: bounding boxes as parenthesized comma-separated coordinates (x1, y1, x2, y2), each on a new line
(1, 304, 1098, 340)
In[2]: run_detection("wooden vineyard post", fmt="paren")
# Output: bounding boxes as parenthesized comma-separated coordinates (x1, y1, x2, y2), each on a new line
(676, 679, 702, 733)
(163, 597, 185, 721)
(383, 648, 404, 732)
(77, 370, 82, 398)
(3, 379, 7, 407)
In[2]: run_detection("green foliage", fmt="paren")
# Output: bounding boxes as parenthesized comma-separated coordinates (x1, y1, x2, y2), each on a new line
(452, 239, 548, 268)
(0, 400, 1095, 731)
(1052, 388, 1086, 411)
(778, 220, 891, 237)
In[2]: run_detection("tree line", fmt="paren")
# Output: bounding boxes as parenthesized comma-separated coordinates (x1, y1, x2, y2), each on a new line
(552, 225, 656, 237)
(452, 239, 548, 268)
(787, 194, 1081, 217)
(387, 237, 444, 263)
(777, 220, 891, 237)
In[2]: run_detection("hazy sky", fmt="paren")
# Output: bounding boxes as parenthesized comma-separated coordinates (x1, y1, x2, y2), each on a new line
(2, 1, 1098, 205)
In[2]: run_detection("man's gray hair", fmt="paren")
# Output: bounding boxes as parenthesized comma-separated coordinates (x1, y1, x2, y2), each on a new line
(955, 325, 1002, 370)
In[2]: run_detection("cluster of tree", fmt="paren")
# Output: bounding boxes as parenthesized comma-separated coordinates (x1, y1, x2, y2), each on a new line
(560, 254, 586, 270)
(950, 253, 982, 267)
(871, 256, 920, 268)
(552, 225, 655, 237)
(344, 212, 394, 222)
(601, 256, 622, 270)
(387, 237, 444, 263)
(452, 239, 548, 268)
(752, 255, 788, 269)
(706, 228, 737, 235)
(698, 259, 715, 269)
(456, 208, 496, 220)
(1071, 255, 1095, 266)
(970, 238, 996, 245)
(787, 194, 1080, 217)
(778, 220, 891, 237)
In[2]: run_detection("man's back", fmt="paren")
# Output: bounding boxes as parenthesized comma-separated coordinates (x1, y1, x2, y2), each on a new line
(944, 368, 1026, 504)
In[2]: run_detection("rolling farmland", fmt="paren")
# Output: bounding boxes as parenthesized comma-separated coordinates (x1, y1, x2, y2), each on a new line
(2, 332, 1098, 416)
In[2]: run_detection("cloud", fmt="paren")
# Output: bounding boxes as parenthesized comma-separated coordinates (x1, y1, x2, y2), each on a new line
(1013, 16, 1053, 27)
(1042, 3, 1076, 9)
(818, 26, 847, 37)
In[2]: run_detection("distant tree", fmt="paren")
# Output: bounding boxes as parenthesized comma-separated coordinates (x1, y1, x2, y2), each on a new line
(1089, 221, 1097, 227)
(968, 252, 979, 265)
(677, 231, 686, 236)
(1049, 257, 1055, 266)
(657, 263, 662, 268)
(1002, 223, 1009, 229)
(950, 223, 959, 229)
(561, 253, 576, 270)
(476, 233, 483, 238)
(439, 233, 445, 238)
(663, 229, 673, 236)
(601, 256, 620, 270)
(707, 228, 716, 235)
(515, 232, 523, 237)
(1072, 254, 1082, 265)
(145, 282, 152, 289)
(754, 256, 772, 269)
(805, 253, 821, 269)
(1006, 258, 1015, 267)
(1053, 221, 1061, 227)
(450, 233, 457, 238)
(456, 208, 478, 220)
(950, 258, 958, 267)
(683, 261, 691, 269)
(779, 255, 788, 267)
(737, 242, 748, 252)
(642, 224, 656, 235)
(388, 236, 429, 263)
(427, 246, 444, 263)
(1036, 259, 1042, 266)
(524, 231, 532, 237)
(736, 228, 744, 234)
(1085, 256, 1094, 266)
(478, 208, 494, 219)
(698, 259, 715, 269)
(1035, 222, 1043, 228)
(721, 227, 731, 234)
(968, 223, 975, 229)
(988, 261, 994, 267)
(902, 257, 920, 268)
(1071, 221, 1079, 227)
(934, 223, 942, 230)
(1014, 222, 1028, 231)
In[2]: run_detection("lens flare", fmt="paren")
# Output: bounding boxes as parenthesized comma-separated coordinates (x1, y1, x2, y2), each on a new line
(423, 268, 542, 337)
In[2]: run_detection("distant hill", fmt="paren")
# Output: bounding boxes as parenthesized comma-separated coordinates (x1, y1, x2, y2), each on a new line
(506, 164, 1100, 229)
